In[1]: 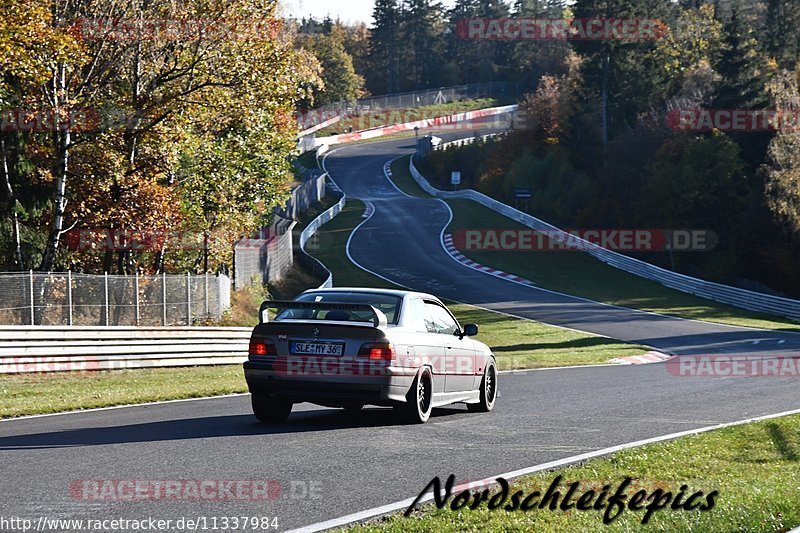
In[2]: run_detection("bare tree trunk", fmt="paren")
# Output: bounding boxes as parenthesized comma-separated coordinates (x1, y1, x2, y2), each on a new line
(117, 20, 143, 276)
(40, 62, 70, 272)
(153, 249, 165, 274)
(600, 52, 609, 169)
(1, 138, 24, 269)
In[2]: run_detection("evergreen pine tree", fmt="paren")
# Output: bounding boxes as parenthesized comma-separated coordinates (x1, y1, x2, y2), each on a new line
(369, 0, 403, 94)
(712, 8, 767, 110)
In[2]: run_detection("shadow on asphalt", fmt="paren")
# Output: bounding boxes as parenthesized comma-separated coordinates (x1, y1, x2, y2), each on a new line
(0, 406, 468, 450)
(492, 336, 625, 353)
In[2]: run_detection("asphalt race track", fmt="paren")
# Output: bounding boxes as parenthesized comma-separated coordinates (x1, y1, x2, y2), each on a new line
(2, 365, 800, 531)
(330, 135, 800, 358)
(2, 128, 799, 532)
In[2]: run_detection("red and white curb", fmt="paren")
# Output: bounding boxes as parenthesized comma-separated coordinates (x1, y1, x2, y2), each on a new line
(442, 234, 537, 287)
(362, 201, 375, 218)
(611, 351, 673, 365)
(317, 104, 517, 146)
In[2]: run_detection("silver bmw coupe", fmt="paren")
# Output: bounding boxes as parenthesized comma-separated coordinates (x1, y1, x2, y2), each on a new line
(243, 288, 498, 423)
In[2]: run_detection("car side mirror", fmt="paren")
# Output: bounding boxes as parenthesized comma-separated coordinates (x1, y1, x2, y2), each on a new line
(460, 324, 478, 338)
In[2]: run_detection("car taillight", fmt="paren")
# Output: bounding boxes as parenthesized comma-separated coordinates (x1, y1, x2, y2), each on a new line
(358, 342, 395, 361)
(249, 339, 277, 357)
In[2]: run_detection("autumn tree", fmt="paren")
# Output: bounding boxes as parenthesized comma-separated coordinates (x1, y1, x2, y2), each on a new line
(0, 0, 320, 275)
(654, 4, 724, 100)
(308, 25, 365, 105)
(764, 131, 800, 244)
(763, 69, 800, 246)
(0, 0, 85, 270)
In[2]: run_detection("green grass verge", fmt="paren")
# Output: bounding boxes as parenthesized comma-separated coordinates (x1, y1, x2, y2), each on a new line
(347, 413, 800, 532)
(317, 98, 501, 137)
(390, 157, 431, 198)
(308, 198, 399, 290)
(0, 366, 246, 419)
(446, 303, 644, 369)
(388, 155, 800, 332)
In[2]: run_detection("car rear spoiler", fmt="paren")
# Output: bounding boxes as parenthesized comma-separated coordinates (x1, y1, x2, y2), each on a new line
(259, 300, 388, 328)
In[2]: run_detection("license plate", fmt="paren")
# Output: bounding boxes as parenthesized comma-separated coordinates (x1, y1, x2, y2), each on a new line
(290, 342, 344, 356)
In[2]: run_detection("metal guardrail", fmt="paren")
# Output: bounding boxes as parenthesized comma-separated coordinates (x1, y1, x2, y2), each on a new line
(409, 157, 800, 322)
(298, 189, 345, 290)
(293, 145, 347, 290)
(315, 105, 518, 148)
(436, 133, 505, 151)
(0, 326, 251, 373)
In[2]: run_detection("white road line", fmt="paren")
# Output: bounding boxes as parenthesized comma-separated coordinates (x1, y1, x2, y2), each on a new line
(352, 152, 662, 344)
(498, 362, 627, 374)
(325, 143, 792, 339)
(381, 157, 415, 199)
(384, 154, 800, 336)
(0, 393, 248, 423)
(286, 406, 800, 533)
(364, 152, 661, 341)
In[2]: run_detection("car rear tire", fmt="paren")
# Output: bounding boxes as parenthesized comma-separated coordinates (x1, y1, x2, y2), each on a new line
(251, 395, 293, 423)
(398, 368, 433, 424)
(468, 360, 497, 413)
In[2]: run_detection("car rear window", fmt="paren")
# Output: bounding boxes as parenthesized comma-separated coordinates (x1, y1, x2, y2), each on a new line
(276, 292, 403, 324)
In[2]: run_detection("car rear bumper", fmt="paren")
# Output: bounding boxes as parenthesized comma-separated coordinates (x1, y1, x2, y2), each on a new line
(243, 361, 416, 406)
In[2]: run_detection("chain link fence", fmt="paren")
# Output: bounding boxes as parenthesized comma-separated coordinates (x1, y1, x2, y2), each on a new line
(0, 271, 231, 326)
(300, 81, 525, 131)
(233, 172, 328, 289)
(234, 222, 297, 288)
(331, 81, 522, 115)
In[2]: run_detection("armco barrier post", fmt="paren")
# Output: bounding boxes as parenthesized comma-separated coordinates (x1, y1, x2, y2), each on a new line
(104, 272, 109, 326)
(134, 272, 140, 326)
(186, 272, 191, 326)
(28, 270, 34, 325)
(218, 274, 231, 318)
(204, 273, 209, 318)
(67, 270, 73, 326)
(162, 272, 167, 326)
